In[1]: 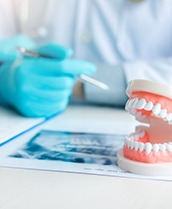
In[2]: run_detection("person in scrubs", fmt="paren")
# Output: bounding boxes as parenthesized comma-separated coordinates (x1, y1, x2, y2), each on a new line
(0, 0, 172, 117)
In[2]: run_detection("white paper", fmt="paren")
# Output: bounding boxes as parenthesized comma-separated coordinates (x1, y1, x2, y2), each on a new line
(0, 106, 169, 181)
(0, 108, 171, 182)
(0, 106, 44, 145)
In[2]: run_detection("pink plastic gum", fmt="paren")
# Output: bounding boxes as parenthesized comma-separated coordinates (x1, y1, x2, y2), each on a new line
(117, 79, 172, 175)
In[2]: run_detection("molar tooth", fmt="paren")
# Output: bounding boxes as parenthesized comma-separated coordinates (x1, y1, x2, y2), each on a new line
(152, 103, 161, 115)
(145, 142, 152, 154)
(134, 141, 139, 151)
(127, 140, 131, 148)
(129, 109, 137, 115)
(136, 115, 149, 123)
(152, 144, 159, 153)
(166, 113, 172, 122)
(131, 97, 139, 108)
(139, 131, 145, 138)
(144, 101, 153, 111)
(159, 109, 167, 118)
(128, 133, 135, 140)
(129, 98, 135, 106)
(125, 100, 129, 111)
(159, 144, 166, 152)
(130, 140, 135, 149)
(125, 99, 132, 110)
(167, 144, 172, 152)
(139, 142, 144, 152)
(128, 98, 134, 106)
(126, 139, 130, 148)
(127, 137, 132, 147)
(133, 134, 139, 140)
(136, 98, 146, 109)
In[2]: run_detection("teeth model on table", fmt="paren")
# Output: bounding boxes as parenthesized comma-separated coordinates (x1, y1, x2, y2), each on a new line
(117, 79, 172, 176)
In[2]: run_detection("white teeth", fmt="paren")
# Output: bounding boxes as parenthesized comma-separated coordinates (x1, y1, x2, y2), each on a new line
(125, 99, 132, 111)
(128, 133, 135, 140)
(166, 113, 172, 122)
(153, 144, 159, 153)
(125, 100, 129, 111)
(159, 109, 167, 118)
(131, 97, 139, 108)
(125, 138, 130, 148)
(125, 132, 172, 154)
(159, 144, 166, 152)
(152, 103, 161, 115)
(139, 131, 145, 138)
(133, 134, 139, 140)
(139, 142, 144, 152)
(125, 96, 172, 155)
(144, 101, 154, 111)
(129, 98, 135, 106)
(126, 98, 172, 123)
(134, 142, 139, 151)
(130, 140, 135, 149)
(167, 144, 172, 152)
(129, 109, 137, 115)
(136, 98, 146, 109)
(135, 113, 147, 122)
(145, 142, 152, 154)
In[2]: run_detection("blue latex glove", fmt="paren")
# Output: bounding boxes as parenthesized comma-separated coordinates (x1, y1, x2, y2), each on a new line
(0, 36, 96, 117)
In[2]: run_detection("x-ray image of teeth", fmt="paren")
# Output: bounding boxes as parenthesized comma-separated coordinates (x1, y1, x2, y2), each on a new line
(9, 130, 125, 165)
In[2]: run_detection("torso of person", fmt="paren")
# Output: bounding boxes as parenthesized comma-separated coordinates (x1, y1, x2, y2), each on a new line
(1, 0, 172, 64)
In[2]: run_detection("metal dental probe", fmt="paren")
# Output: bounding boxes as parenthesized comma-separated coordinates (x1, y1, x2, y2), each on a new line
(16, 47, 110, 91)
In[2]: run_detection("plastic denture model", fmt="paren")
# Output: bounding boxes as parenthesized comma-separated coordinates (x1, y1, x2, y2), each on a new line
(117, 79, 172, 175)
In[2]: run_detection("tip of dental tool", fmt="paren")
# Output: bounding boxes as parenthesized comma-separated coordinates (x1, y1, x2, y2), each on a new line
(16, 47, 110, 91)
(16, 47, 55, 59)
(16, 47, 40, 58)
(79, 74, 110, 91)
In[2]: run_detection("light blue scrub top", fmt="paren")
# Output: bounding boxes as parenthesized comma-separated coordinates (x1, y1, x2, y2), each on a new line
(1, 0, 172, 106)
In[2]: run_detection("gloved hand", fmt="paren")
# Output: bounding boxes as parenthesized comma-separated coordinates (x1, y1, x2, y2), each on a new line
(0, 35, 96, 117)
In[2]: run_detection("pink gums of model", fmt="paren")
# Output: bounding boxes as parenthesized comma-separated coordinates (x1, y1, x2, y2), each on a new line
(117, 79, 172, 175)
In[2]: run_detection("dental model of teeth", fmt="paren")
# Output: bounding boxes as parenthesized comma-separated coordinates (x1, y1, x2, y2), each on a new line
(117, 79, 172, 175)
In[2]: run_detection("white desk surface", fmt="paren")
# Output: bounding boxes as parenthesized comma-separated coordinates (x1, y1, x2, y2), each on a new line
(0, 104, 172, 209)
